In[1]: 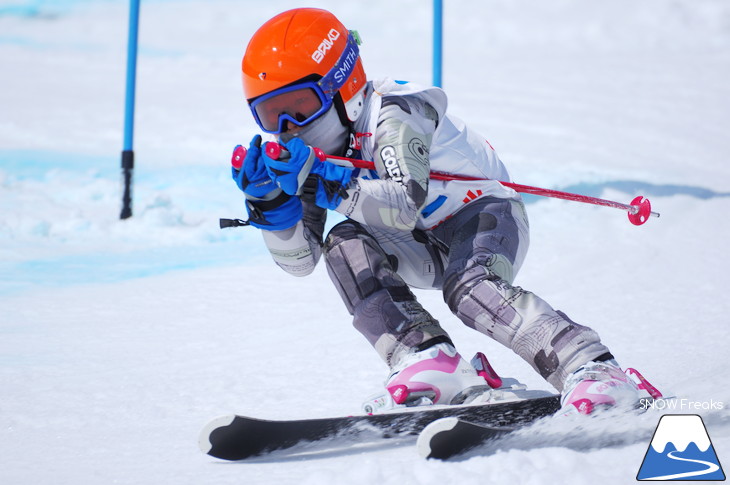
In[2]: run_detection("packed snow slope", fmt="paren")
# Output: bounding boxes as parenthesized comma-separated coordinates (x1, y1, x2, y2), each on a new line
(1, 1, 729, 484)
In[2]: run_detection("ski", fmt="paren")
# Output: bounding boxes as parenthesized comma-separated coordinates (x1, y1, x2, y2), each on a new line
(417, 417, 516, 460)
(417, 394, 680, 460)
(199, 394, 560, 460)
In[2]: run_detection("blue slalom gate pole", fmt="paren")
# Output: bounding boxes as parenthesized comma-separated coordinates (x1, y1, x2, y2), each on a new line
(433, 0, 443, 87)
(120, 0, 140, 220)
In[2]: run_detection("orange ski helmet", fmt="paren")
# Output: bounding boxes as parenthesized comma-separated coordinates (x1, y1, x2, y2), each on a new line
(242, 8, 367, 133)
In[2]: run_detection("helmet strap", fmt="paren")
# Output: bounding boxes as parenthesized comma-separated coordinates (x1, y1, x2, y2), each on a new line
(332, 93, 352, 128)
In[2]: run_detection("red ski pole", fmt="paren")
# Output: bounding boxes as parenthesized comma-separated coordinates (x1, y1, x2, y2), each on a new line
(262, 142, 660, 226)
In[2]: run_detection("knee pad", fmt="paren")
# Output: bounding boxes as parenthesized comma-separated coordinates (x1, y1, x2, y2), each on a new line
(443, 264, 610, 391)
(324, 220, 404, 314)
(442, 259, 496, 314)
(324, 221, 449, 367)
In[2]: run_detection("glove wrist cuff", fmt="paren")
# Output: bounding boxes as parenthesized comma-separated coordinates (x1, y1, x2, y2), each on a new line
(245, 187, 284, 202)
(245, 191, 302, 231)
(246, 189, 291, 213)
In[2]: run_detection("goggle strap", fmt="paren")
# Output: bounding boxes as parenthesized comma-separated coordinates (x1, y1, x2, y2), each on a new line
(317, 32, 360, 100)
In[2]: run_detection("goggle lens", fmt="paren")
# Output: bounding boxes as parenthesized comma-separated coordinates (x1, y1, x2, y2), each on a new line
(251, 86, 327, 133)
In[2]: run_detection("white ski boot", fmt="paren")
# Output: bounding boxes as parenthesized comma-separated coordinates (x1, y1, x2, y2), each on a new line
(560, 359, 663, 415)
(362, 342, 492, 413)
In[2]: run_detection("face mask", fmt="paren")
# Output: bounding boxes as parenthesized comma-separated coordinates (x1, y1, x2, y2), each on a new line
(279, 105, 348, 156)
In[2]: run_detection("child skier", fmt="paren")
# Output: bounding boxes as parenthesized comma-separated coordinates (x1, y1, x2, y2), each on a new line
(231, 7, 659, 415)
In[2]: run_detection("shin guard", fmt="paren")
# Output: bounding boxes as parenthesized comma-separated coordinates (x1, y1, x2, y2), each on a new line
(324, 221, 449, 367)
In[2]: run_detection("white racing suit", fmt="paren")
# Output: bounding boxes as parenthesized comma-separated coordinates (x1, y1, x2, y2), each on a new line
(260, 78, 612, 391)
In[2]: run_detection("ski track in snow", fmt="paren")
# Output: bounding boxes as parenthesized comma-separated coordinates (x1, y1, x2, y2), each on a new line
(2, 1, 730, 484)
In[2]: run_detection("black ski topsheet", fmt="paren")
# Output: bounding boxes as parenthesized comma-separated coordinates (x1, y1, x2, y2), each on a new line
(418, 417, 515, 460)
(200, 394, 560, 460)
(417, 397, 682, 460)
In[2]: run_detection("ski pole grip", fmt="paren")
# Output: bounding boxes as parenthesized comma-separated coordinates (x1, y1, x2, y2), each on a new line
(313, 147, 327, 161)
(266, 142, 326, 162)
(265, 141, 289, 161)
(231, 145, 247, 170)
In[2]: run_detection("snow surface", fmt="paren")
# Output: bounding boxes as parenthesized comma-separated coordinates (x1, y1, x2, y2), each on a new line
(2, 0, 730, 483)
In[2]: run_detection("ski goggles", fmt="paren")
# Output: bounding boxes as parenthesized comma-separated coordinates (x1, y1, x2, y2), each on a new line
(248, 32, 360, 134)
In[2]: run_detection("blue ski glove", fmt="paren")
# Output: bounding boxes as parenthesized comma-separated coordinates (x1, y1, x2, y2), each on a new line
(232, 135, 277, 197)
(262, 137, 353, 210)
(231, 135, 302, 230)
(261, 137, 317, 196)
(303, 161, 354, 210)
